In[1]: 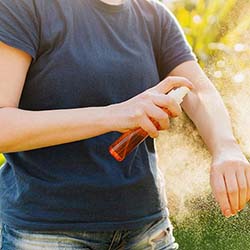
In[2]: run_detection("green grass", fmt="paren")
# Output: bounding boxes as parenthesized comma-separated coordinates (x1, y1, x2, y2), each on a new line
(171, 194, 250, 250)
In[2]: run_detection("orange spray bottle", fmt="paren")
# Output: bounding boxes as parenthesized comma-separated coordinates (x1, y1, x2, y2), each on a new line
(109, 87, 190, 161)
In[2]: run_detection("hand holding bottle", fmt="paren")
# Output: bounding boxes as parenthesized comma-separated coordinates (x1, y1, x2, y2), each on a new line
(107, 76, 193, 161)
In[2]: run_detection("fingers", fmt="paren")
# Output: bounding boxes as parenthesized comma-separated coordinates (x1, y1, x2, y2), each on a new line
(245, 168, 250, 201)
(211, 159, 250, 218)
(139, 115, 159, 138)
(143, 103, 170, 130)
(236, 169, 247, 210)
(132, 107, 161, 138)
(117, 76, 193, 133)
(210, 171, 232, 217)
(126, 77, 192, 134)
(154, 95, 182, 118)
(142, 92, 182, 118)
(225, 168, 249, 213)
(152, 76, 193, 94)
(224, 171, 239, 215)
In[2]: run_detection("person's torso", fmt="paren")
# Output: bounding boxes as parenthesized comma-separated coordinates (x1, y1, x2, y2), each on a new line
(1, 0, 167, 231)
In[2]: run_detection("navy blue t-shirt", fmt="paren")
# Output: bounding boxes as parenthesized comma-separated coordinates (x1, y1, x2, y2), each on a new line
(0, 0, 195, 231)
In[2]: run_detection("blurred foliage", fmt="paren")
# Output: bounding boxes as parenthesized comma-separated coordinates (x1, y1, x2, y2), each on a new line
(0, 153, 4, 166)
(163, 0, 250, 170)
(160, 1, 250, 250)
(166, 0, 250, 66)
(0, 154, 4, 166)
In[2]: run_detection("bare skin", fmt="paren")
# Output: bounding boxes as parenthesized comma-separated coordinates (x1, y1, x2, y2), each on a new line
(0, 3, 250, 220)
(0, 42, 192, 153)
(101, 0, 250, 216)
(169, 62, 250, 217)
(100, 0, 124, 5)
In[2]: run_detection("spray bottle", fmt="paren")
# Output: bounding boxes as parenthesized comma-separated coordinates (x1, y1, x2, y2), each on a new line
(109, 86, 190, 161)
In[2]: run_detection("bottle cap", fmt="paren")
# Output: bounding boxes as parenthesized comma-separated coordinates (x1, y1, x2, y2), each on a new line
(167, 87, 190, 104)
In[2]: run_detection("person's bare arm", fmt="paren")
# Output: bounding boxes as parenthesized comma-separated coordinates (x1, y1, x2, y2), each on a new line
(168, 60, 250, 218)
(0, 42, 192, 153)
(0, 41, 122, 153)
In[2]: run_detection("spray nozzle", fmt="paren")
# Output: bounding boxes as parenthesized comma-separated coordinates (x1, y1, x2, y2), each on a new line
(167, 87, 190, 104)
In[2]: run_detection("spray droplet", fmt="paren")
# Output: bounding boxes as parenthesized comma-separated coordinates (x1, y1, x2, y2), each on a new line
(209, 43, 228, 52)
(234, 43, 246, 52)
(193, 15, 202, 24)
(233, 73, 245, 83)
(217, 60, 226, 68)
(214, 71, 223, 78)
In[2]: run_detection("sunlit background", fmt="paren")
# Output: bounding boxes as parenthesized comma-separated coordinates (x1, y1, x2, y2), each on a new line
(1, 0, 250, 249)
(157, 0, 250, 249)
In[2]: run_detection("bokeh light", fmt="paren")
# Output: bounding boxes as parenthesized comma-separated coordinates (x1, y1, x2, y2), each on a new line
(158, 0, 250, 249)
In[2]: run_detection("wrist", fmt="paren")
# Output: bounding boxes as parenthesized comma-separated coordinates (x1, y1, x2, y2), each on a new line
(211, 137, 247, 163)
(85, 105, 119, 134)
(102, 104, 124, 132)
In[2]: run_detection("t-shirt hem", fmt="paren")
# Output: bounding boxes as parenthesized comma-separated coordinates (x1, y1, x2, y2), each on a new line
(0, 31, 36, 59)
(1, 208, 169, 232)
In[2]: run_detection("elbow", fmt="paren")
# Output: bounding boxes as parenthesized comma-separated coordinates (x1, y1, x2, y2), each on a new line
(182, 81, 228, 123)
(185, 80, 220, 106)
(182, 86, 215, 117)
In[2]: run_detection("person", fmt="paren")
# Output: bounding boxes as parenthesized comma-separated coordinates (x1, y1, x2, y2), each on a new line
(0, 0, 249, 249)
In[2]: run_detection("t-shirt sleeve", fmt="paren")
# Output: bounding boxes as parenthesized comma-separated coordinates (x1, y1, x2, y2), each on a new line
(158, 6, 197, 80)
(0, 0, 39, 59)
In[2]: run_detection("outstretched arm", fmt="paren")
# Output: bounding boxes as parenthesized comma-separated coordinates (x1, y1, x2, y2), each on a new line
(0, 42, 192, 153)
(169, 60, 250, 218)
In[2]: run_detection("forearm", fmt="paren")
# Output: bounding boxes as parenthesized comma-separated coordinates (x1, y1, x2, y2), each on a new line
(181, 68, 250, 217)
(0, 74, 194, 154)
(168, 58, 250, 218)
(170, 61, 243, 158)
(0, 106, 112, 153)
(183, 82, 239, 157)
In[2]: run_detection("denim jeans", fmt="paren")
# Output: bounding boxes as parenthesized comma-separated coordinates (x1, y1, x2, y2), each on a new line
(0, 216, 178, 250)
